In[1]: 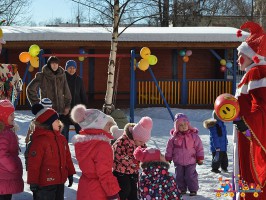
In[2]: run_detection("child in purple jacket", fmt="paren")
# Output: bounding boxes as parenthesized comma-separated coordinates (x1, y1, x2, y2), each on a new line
(165, 113, 204, 196)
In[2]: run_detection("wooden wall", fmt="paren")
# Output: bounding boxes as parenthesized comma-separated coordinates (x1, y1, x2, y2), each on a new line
(0, 42, 227, 105)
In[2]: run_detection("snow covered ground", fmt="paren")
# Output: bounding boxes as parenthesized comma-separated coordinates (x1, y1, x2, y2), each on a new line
(13, 107, 234, 200)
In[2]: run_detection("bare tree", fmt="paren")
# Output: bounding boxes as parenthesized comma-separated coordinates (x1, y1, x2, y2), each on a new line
(69, 0, 159, 114)
(0, 0, 32, 25)
(254, 0, 266, 28)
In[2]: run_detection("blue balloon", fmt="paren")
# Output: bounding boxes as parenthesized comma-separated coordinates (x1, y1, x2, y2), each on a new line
(179, 50, 186, 57)
(226, 62, 233, 68)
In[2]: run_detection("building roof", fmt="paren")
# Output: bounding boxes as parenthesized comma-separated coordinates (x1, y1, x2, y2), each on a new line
(1, 26, 248, 43)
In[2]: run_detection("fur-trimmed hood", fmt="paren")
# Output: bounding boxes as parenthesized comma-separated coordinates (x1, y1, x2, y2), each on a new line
(124, 122, 136, 140)
(72, 134, 111, 144)
(203, 118, 217, 129)
(141, 160, 170, 169)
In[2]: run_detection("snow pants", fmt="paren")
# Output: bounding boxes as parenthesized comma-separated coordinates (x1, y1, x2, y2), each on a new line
(175, 163, 199, 192)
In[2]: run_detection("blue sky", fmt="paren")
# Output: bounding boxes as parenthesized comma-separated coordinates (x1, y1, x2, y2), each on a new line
(32, 0, 75, 24)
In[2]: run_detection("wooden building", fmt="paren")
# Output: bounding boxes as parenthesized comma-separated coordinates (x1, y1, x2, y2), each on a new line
(0, 26, 248, 109)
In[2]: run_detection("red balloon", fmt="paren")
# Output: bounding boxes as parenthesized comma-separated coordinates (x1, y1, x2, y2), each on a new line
(220, 65, 226, 72)
(214, 93, 240, 122)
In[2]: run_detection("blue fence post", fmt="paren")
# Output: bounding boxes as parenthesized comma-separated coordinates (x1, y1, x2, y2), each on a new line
(181, 62, 187, 105)
(130, 50, 136, 123)
(38, 49, 44, 72)
(148, 67, 174, 121)
(232, 49, 237, 94)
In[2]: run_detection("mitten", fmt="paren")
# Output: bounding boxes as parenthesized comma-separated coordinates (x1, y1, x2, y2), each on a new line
(30, 184, 39, 192)
(107, 194, 120, 200)
(213, 151, 220, 163)
(68, 175, 73, 187)
(233, 119, 248, 132)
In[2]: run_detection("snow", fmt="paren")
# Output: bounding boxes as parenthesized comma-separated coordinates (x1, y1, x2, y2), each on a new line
(2, 26, 248, 42)
(12, 107, 234, 200)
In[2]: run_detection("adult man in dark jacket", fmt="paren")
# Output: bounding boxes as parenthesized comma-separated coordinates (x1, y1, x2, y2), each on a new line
(26, 56, 72, 133)
(62, 60, 87, 141)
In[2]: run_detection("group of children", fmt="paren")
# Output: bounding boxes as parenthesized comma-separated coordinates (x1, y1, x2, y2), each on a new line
(0, 98, 229, 200)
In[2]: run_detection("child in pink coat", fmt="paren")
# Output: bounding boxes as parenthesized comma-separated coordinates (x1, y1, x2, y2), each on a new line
(0, 100, 24, 200)
(165, 113, 204, 196)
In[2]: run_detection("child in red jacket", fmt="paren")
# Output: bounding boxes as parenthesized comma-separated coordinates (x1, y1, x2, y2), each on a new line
(71, 105, 120, 200)
(0, 100, 24, 200)
(112, 116, 153, 200)
(27, 104, 76, 200)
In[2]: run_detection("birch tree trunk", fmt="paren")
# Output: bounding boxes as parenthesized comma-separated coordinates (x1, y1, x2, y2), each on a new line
(103, 0, 119, 114)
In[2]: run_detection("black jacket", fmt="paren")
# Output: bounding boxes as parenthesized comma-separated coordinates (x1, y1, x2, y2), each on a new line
(65, 72, 88, 108)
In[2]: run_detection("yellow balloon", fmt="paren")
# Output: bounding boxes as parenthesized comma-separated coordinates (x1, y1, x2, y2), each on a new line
(79, 57, 85, 61)
(29, 44, 40, 57)
(138, 59, 149, 71)
(30, 56, 39, 68)
(220, 59, 226, 66)
(28, 65, 34, 72)
(148, 55, 158, 65)
(140, 47, 151, 60)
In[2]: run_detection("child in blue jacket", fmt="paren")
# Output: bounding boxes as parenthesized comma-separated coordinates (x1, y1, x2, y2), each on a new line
(203, 111, 228, 173)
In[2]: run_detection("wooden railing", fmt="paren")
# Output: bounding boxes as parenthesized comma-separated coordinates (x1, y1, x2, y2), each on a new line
(137, 79, 232, 105)
(138, 80, 181, 105)
(187, 80, 232, 105)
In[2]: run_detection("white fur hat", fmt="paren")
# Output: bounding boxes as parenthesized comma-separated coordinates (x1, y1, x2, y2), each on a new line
(71, 104, 116, 130)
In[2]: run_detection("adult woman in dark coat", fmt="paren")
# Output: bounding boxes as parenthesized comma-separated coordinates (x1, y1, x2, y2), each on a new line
(62, 60, 88, 141)
(26, 56, 72, 126)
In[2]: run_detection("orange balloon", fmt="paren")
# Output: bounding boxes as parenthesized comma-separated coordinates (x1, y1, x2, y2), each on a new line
(28, 65, 34, 72)
(183, 56, 189, 63)
(30, 56, 39, 68)
(19, 52, 31, 63)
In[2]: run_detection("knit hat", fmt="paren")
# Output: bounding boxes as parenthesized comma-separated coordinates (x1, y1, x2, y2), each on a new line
(40, 98, 52, 108)
(132, 116, 153, 143)
(65, 60, 77, 70)
(174, 113, 193, 131)
(32, 103, 59, 126)
(0, 99, 15, 125)
(133, 146, 161, 163)
(237, 21, 266, 64)
(71, 105, 116, 138)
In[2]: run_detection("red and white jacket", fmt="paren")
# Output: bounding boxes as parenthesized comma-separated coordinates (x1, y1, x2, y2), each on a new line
(235, 63, 266, 192)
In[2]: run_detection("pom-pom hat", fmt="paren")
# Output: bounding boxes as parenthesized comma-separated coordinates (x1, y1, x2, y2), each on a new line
(40, 98, 52, 108)
(70, 104, 116, 139)
(32, 103, 59, 126)
(237, 21, 266, 64)
(132, 116, 153, 143)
